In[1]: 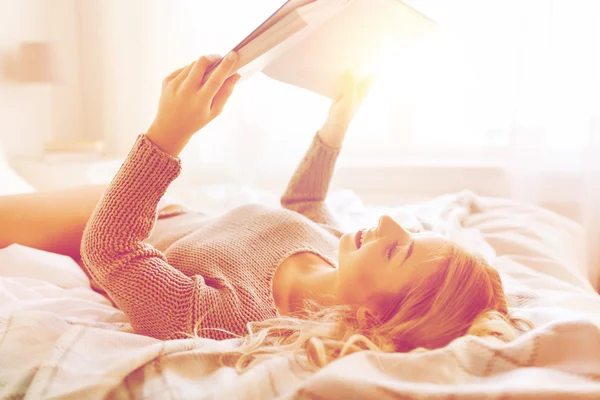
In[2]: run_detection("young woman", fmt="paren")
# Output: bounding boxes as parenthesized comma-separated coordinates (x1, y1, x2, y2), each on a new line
(0, 52, 522, 372)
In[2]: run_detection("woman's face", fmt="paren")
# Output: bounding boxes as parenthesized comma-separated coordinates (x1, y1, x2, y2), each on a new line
(337, 215, 449, 310)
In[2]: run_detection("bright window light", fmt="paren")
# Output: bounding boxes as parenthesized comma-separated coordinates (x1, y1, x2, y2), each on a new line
(144, 0, 600, 165)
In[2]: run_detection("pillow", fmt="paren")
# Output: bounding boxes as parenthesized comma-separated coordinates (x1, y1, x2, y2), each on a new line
(0, 142, 36, 195)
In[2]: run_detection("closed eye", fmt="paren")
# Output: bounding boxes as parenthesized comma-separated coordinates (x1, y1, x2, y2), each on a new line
(386, 241, 399, 260)
(400, 241, 415, 265)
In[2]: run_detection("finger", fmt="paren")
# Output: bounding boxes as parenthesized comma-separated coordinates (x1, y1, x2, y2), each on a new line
(335, 70, 357, 102)
(357, 76, 375, 103)
(202, 52, 239, 98)
(346, 71, 358, 91)
(184, 54, 221, 90)
(171, 61, 196, 88)
(162, 66, 187, 87)
(210, 74, 241, 115)
(349, 73, 360, 101)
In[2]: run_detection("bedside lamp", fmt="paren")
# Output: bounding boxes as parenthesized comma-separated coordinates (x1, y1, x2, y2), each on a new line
(0, 42, 62, 84)
(4, 42, 114, 190)
(6, 42, 101, 158)
(17, 42, 59, 83)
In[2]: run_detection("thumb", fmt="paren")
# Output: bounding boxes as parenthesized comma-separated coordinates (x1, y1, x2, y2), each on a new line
(333, 70, 356, 102)
(345, 71, 359, 100)
(357, 76, 375, 103)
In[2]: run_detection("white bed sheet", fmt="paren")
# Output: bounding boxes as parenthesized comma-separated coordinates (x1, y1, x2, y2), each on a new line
(0, 144, 35, 195)
(1, 188, 599, 399)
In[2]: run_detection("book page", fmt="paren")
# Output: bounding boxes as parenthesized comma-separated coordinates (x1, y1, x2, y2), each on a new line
(235, 0, 351, 78)
(296, 0, 352, 24)
(204, 0, 315, 79)
(263, 0, 437, 98)
(234, 0, 317, 51)
(236, 16, 309, 75)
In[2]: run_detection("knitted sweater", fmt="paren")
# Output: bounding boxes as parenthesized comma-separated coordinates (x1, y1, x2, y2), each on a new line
(81, 133, 344, 341)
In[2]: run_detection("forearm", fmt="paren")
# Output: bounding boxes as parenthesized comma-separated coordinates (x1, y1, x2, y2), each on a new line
(281, 133, 341, 206)
(81, 134, 181, 284)
(317, 120, 348, 149)
(0, 184, 108, 260)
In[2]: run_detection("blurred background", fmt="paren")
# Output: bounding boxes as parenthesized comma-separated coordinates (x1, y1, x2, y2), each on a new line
(0, 1, 599, 245)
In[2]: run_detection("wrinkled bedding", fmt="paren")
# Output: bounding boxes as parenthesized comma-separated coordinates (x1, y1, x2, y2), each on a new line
(1, 189, 599, 399)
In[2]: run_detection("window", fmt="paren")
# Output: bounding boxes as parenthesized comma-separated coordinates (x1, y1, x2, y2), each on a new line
(134, 0, 600, 168)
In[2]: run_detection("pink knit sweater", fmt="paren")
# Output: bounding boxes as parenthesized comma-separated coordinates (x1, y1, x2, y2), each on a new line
(81, 133, 344, 340)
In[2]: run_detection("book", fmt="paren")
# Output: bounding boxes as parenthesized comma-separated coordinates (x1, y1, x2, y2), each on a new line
(208, 0, 437, 99)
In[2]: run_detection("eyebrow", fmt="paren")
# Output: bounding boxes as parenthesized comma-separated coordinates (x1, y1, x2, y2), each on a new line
(400, 240, 415, 266)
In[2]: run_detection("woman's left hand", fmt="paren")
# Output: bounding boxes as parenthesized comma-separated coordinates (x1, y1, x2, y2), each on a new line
(318, 72, 374, 148)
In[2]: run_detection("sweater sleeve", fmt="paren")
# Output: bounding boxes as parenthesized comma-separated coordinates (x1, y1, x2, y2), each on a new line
(280, 133, 341, 227)
(80, 134, 221, 340)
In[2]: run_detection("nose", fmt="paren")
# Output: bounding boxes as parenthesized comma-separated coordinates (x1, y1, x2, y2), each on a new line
(377, 215, 411, 244)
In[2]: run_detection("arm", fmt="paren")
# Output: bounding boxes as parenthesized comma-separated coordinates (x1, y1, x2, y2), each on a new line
(0, 184, 108, 260)
(82, 52, 241, 340)
(281, 72, 374, 226)
(280, 133, 341, 226)
(81, 135, 202, 339)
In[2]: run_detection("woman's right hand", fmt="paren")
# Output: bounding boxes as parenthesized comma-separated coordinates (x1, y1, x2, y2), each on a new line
(318, 72, 373, 148)
(146, 52, 241, 157)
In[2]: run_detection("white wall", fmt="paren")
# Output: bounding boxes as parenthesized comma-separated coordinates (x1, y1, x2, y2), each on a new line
(0, 0, 81, 158)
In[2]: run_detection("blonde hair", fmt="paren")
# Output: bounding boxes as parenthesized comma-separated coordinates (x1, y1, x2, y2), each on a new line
(214, 243, 529, 373)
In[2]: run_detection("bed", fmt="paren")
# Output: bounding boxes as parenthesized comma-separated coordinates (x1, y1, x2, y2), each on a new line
(1, 151, 600, 399)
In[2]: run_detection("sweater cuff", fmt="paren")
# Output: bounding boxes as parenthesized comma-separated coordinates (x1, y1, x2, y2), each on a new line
(305, 133, 340, 195)
(315, 131, 343, 152)
(313, 132, 341, 162)
(138, 133, 182, 168)
(118, 134, 182, 205)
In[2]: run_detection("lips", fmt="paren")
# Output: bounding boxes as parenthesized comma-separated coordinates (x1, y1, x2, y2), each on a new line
(355, 229, 365, 249)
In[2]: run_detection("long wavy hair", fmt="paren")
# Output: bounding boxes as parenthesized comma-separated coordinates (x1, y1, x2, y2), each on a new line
(201, 243, 529, 373)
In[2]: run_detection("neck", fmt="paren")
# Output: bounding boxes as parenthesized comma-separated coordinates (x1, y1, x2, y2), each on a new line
(276, 253, 339, 315)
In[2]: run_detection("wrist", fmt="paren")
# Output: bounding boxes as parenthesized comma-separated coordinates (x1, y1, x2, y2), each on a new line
(318, 122, 348, 148)
(146, 124, 188, 157)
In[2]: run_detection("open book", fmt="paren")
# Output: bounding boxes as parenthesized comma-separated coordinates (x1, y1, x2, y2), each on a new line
(209, 0, 437, 99)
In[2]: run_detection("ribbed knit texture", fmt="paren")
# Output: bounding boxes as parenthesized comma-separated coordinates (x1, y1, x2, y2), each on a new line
(81, 133, 343, 340)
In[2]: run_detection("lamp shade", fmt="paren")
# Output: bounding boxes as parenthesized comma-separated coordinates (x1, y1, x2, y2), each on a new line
(17, 42, 58, 83)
